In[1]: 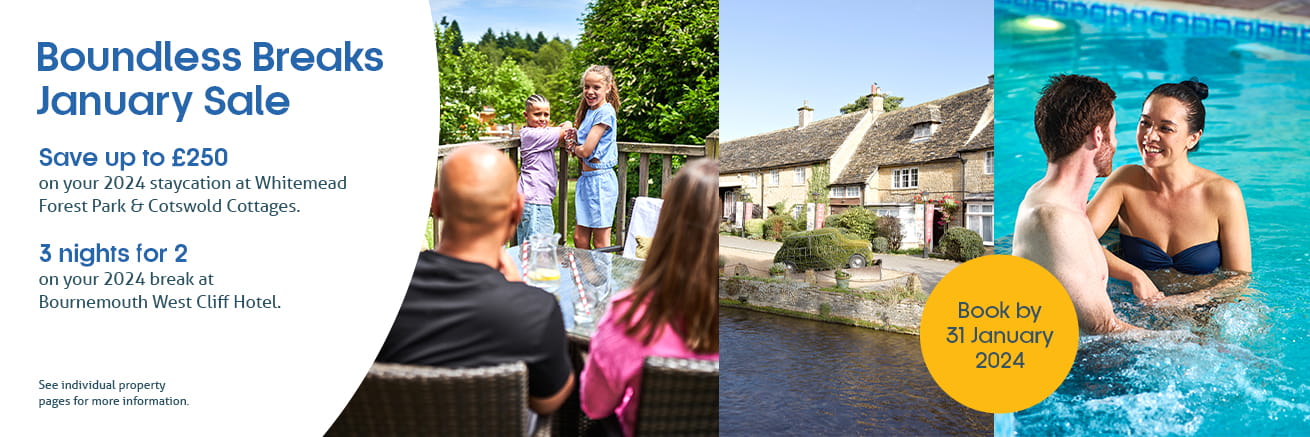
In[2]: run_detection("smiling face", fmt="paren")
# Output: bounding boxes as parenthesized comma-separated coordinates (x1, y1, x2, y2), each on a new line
(524, 101, 551, 128)
(1137, 95, 1201, 168)
(582, 71, 610, 110)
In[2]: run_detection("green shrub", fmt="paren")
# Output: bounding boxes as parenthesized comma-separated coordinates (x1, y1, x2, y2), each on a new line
(745, 218, 766, 239)
(764, 214, 799, 241)
(769, 262, 787, 275)
(875, 216, 903, 251)
(939, 226, 984, 261)
(825, 206, 878, 241)
(819, 302, 832, 317)
(871, 236, 889, 253)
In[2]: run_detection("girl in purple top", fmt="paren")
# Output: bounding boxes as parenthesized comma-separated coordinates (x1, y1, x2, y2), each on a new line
(581, 159, 721, 436)
(516, 94, 577, 245)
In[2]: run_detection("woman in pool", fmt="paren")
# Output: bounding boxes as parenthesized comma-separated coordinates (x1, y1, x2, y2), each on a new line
(1086, 79, 1251, 305)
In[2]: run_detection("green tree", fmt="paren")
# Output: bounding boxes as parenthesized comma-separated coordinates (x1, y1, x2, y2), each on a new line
(445, 19, 463, 55)
(840, 93, 904, 114)
(486, 58, 536, 127)
(436, 22, 493, 144)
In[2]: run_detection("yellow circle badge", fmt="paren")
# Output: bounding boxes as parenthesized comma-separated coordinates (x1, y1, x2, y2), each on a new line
(920, 255, 1078, 413)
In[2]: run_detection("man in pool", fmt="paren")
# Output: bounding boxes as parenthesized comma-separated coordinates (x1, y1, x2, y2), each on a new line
(1015, 74, 1140, 335)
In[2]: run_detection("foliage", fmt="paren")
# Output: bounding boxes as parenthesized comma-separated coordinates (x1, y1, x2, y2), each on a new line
(871, 236, 890, 253)
(914, 193, 960, 227)
(825, 207, 879, 242)
(764, 214, 800, 241)
(488, 58, 536, 127)
(894, 247, 924, 256)
(834, 269, 851, 280)
(435, 21, 492, 144)
(437, 17, 580, 145)
(875, 216, 903, 251)
(744, 218, 766, 239)
(840, 93, 905, 114)
(819, 302, 832, 317)
(574, 0, 719, 145)
(808, 164, 830, 203)
(773, 228, 873, 272)
(769, 262, 787, 275)
(939, 227, 984, 262)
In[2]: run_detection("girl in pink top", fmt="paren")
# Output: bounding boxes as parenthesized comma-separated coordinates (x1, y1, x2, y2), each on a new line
(581, 159, 721, 436)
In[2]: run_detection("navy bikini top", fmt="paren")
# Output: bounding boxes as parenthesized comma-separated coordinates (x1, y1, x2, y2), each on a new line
(1119, 234, 1221, 275)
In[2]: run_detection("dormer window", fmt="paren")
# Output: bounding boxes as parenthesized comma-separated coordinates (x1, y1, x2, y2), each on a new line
(911, 123, 937, 142)
(910, 105, 943, 143)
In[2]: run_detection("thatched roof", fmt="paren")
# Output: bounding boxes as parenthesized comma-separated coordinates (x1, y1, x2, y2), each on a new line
(720, 109, 867, 173)
(834, 84, 994, 185)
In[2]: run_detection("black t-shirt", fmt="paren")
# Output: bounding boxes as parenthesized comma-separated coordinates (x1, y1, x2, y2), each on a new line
(376, 251, 573, 398)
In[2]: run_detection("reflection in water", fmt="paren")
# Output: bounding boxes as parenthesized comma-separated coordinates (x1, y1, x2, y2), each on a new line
(720, 308, 989, 436)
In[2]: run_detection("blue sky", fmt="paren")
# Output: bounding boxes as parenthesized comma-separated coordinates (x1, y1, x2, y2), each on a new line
(428, 0, 590, 44)
(722, 0, 993, 140)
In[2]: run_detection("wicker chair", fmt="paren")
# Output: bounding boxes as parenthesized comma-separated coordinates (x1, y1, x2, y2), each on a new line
(633, 356, 719, 437)
(327, 361, 551, 437)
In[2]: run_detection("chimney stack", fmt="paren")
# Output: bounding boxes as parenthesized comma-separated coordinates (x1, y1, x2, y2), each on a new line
(869, 83, 885, 114)
(988, 74, 994, 86)
(798, 100, 814, 128)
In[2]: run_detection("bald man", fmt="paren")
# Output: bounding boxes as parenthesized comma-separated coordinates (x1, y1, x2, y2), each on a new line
(376, 145, 575, 416)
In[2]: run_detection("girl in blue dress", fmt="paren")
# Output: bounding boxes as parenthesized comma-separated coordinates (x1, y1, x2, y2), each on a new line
(570, 65, 621, 249)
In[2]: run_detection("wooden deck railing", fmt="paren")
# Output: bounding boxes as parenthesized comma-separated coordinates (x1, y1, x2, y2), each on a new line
(434, 130, 718, 246)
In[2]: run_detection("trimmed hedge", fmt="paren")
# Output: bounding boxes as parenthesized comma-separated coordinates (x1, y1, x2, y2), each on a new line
(825, 206, 878, 242)
(871, 236, 889, 253)
(939, 226, 984, 261)
(745, 218, 766, 239)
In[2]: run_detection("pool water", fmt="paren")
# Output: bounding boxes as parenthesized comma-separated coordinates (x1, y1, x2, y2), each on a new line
(995, 2, 1310, 434)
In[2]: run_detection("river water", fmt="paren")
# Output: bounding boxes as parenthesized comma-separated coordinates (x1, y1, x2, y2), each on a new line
(720, 307, 990, 435)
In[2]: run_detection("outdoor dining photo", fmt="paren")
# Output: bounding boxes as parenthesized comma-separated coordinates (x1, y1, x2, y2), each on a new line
(326, 0, 720, 435)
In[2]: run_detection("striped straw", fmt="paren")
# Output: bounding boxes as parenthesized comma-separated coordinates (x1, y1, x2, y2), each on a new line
(567, 251, 590, 316)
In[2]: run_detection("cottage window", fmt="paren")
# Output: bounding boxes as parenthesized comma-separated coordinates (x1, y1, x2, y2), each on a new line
(830, 186, 843, 198)
(845, 186, 860, 198)
(892, 168, 918, 189)
(911, 123, 937, 142)
(768, 170, 780, 186)
(746, 173, 757, 187)
(985, 151, 994, 175)
(967, 202, 994, 246)
(793, 167, 806, 185)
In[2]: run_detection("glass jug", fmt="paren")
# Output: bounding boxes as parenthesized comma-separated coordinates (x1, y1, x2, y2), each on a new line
(524, 233, 562, 293)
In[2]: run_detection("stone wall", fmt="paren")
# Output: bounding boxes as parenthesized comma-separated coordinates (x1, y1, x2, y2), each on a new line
(961, 149, 994, 194)
(719, 277, 924, 334)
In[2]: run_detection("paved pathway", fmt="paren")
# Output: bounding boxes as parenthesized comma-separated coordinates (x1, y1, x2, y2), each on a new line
(720, 235, 960, 294)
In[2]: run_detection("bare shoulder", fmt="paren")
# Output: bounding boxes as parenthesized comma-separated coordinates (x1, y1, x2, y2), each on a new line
(1102, 164, 1148, 189)
(1016, 200, 1093, 254)
(1199, 170, 1244, 206)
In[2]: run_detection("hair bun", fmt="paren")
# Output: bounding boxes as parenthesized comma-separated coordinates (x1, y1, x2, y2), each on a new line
(1182, 78, 1209, 100)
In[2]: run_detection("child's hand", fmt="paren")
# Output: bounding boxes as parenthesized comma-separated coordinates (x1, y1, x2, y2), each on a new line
(558, 121, 573, 130)
(562, 128, 578, 153)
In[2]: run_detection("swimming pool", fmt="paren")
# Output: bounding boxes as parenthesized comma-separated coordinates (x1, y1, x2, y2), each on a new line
(995, 1, 1310, 434)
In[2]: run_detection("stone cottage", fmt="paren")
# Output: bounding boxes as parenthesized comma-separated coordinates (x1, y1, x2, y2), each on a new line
(720, 77, 995, 248)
